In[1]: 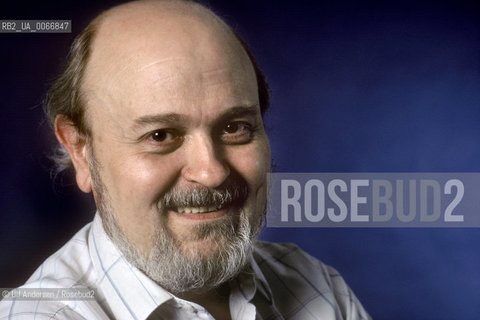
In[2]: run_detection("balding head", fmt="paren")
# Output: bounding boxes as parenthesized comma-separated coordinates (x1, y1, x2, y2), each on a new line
(87, 0, 245, 86)
(46, 0, 269, 172)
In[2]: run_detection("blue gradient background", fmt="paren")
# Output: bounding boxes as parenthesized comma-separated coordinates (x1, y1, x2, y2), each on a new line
(0, 1, 479, 319)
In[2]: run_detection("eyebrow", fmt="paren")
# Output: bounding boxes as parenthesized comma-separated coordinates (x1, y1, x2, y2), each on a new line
(132, 105, 260, 129)
(215, 105, 259, 123)
(133, 113, 185, 128)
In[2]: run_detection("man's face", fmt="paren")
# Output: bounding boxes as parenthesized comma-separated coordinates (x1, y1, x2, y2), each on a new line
(79, 4, 270, 291)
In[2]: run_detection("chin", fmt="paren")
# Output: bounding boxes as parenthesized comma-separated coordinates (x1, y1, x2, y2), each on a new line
(180, 237, 228, 259)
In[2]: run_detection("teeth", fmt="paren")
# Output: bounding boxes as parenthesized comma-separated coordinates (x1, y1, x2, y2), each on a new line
(176, 206, 220, 214)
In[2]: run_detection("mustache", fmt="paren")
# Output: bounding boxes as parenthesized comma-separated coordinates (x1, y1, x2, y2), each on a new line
(159, 180, 249, 210)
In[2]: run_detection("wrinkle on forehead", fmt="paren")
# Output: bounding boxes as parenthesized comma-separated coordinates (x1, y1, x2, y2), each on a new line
(137, 58, 184, 73)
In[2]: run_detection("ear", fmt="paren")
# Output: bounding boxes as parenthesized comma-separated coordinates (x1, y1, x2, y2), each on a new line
(54, 115, 93, 193)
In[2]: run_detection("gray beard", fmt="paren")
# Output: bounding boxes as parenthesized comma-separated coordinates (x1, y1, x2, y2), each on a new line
(87, 146, 263, 294)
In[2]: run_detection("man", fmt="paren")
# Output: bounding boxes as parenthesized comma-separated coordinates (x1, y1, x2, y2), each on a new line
(0, 0, 370, 319)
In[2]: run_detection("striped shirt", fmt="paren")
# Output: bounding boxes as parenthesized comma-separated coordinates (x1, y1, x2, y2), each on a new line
(0, 214, 371, 319)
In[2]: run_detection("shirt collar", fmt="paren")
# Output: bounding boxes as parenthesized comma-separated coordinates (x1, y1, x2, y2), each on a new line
(229, 247, 275, 303)
(89, 213, 173, 320)
(249, 247, 275, 304)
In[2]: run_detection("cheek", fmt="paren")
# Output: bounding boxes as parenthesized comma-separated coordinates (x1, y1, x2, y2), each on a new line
(233, 141, 270, 223)
(97, 152, 184, 251)
(103, 153, 182, 207)
(230, 138, 271, 192)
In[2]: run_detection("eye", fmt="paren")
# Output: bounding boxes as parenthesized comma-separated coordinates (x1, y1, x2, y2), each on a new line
(221, 121, 256, 144)
(146, 129, 183, 147)
(150, 130, 175, 142)
(143, 129, 183, 153)
(224, 122, 249, 134)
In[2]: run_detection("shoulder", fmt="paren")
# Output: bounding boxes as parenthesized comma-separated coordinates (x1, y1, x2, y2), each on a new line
(25, 223, 94, 288)
(0, 223, 110, 320)
(253, 241, 330, 274)
(253, 241, 336, 287)
(252, 241, 371, 320)
(253, 240, 317, 262)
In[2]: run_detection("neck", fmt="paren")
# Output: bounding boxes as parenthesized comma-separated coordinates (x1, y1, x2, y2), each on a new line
(178, 282, 232, 320)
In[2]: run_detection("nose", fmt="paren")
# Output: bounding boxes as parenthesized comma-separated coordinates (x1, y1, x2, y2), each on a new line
(181, 134, 230, 188)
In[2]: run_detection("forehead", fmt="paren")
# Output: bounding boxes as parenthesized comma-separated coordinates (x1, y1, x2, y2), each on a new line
(82, 1, 258, 122)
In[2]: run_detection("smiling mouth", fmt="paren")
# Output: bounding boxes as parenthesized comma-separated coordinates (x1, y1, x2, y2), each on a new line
(170, 205, 231, 221)
(176, 206, 221, 214)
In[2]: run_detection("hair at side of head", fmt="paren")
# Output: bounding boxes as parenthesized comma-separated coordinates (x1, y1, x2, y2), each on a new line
(44, 0, 270, 174)
(45, 21, 96, 173)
